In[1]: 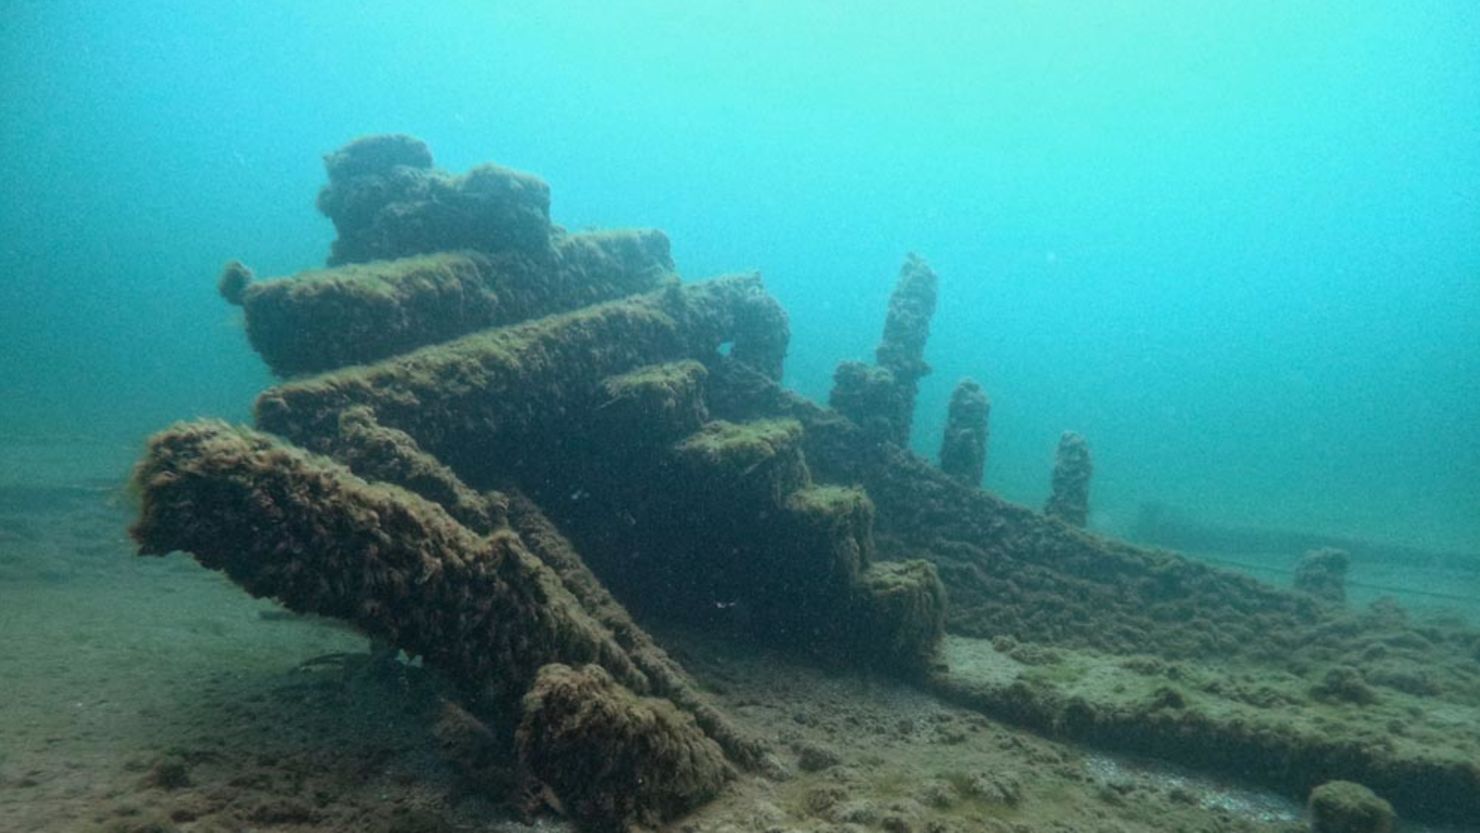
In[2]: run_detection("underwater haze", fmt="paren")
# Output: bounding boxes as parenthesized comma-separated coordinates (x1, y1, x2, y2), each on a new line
(2, 0, 1477, 554)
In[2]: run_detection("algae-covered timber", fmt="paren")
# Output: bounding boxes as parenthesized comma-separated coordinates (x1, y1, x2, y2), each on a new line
(930, 635, 1480, 824)
(707, 357, 1327, 659)
(1308, 780, 1396, 833)
(596, 360, 712, 441)
(227, 229, 676, 376)
(317, 133, 553, 266)
(228, 133, 683, 378)
(254, 274, 788, 479)
(1044, 430, 1092, 527)
(854, 559, 949, 675)
(129, 421, 648, 707)
(304, 397, 775, 772)
(325, 404, 508, 534)
(516, 663, 732, 833)
(831, 254, 938, 446)
(702, 355, 1480, 824)
(174, 402, 773, 772)
(128, 421, 752, 826)
(939, 377, 989, 488)
(289, 322, 951, 676)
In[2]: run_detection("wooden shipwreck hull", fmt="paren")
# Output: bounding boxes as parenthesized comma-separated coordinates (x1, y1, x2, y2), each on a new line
(129, 134, 1479, 828)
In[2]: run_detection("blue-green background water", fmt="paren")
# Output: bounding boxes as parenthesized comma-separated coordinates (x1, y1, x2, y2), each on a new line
(2, 1, 1477, 553)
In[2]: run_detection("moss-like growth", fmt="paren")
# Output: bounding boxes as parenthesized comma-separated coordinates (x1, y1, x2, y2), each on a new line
(939, 378, 989, 488)
(759, 485, 874, 642)
(830, 361, 906, 443)
(928, 633, 1480, 826)
(876, 253, 938, 383)
(163, 407, 772, 775)
(317, 135, 551, 265)
(1295, 547, 1350, 604)
(322, 133, 434, 180)
(874, 253, 939, 445)
(324, 405, 505, 534)
(827, 254, 938, 447)
(516, 663, 732, 832)
(782, 485, 874, 582)
(1310, 666, 1379, 706)
(1044, 431, 1092, 527)
(126, 420, 786, 821)
(852, 559, 947, 674)
(217, 260, 253, 306)
(598, 361, 710, 443)
(128, 420, 644, 708)
(235, 230, 675, 376)
(1307, 781, 1395, 833)
(253, 275, 782, 470)
(671, 418, 809, 507)
(549, 228, 676, 307)
(241, 251, 493, 374)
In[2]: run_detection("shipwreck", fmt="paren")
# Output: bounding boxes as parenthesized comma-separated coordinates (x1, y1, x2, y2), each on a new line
(129, 135, 1480, 830)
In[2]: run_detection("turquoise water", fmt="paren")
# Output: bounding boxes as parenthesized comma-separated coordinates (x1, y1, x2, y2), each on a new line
(4, 5, 1480, 831)
(2, 3, 1476, 551)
